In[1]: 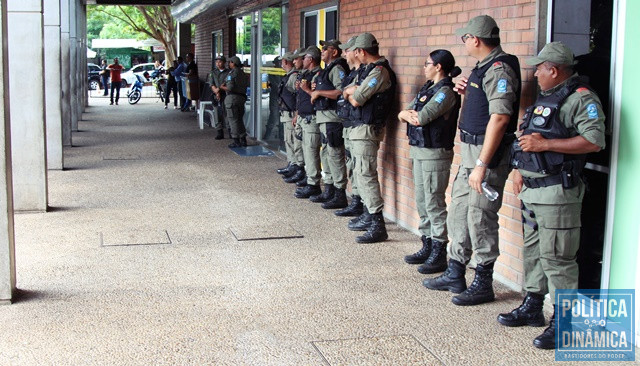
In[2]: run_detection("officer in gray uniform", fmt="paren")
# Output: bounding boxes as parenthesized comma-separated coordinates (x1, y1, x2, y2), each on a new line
(208, 55, 229, 140)
(497, 42, 605, 350)
(221, 56, 249, 147)
(295, 46, 323, 198)
(342, 33, 397, 243)
(399, 50, 461, 274)
(282, 48, 307, 185)
(335, 36, 365, 217)
(423, 15, 521, 306)
(276, 52, 301, 176)
(309, 39, 349, 209)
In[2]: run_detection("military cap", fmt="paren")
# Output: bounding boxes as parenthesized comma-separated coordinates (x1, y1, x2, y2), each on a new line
(282, 52, 296, 62)
(455, 15, 500, 39)
(320, 39, 341, 49)
(304, 46, 321, 59)
(228, 56, 242, 66)
(293, 47, 306, 59)
(339, 36, 357, 50)
(214, 55, 226, 62)
(526, 41, 578, 66)
(352, 32, 379, 49)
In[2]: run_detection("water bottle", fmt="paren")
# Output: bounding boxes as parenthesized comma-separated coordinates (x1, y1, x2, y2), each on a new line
(482, 182, 499, 201)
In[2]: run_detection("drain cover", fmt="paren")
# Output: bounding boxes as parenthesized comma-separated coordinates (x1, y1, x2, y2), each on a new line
(100, 230, 172, 247)
(229, 224, 303, 241)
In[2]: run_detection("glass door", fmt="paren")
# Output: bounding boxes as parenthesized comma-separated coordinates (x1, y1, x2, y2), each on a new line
(259, 6, 285, 149)
(235, 14, 254, 137)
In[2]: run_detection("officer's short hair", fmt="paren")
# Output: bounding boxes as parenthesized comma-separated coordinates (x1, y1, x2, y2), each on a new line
(478, 36, 500, 48)
(543, 61, 573, 74)
(360, 46, 379, 56)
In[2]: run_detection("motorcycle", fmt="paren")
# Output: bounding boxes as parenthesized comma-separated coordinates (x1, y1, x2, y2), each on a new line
(126, 72, 148, 105)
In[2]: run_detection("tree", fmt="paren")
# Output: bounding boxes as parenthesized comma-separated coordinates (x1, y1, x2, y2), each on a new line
(89, 5, 177, 63)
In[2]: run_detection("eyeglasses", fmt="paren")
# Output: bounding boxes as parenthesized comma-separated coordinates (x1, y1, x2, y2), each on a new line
(461, 34, 474, 43)
(424, 61, 434, 67)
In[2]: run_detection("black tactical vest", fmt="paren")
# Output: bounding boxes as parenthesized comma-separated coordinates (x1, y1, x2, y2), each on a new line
(313, 58, 349, 111)
(351, 59, 397, 127)
(459, 54, 521, 136)
(296, 68, 319, 117)
(337, 66, 363, 127)
(278, 70, 297, 112)
(406, 78, 460, 149)
(511, 78, 589, 176)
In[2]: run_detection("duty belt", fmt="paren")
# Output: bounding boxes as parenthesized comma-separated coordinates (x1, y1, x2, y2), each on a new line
(280, 111, 294, 118)
(522, 174, 563, 188)
(459, 130, 484, 145)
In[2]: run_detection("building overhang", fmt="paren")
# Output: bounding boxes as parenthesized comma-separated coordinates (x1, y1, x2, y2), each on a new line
(87, 0, 172, 5)
(170, 0, 235, 23)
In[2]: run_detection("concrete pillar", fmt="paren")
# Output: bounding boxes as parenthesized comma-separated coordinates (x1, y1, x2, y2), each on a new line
(8, 0, 48, 211)
(44, 0, 63, 169)
(75, 3, 83, 118)
(60, 0, 71, 146)
(0, 0, 17, 304)
(69, 0, 77, 132)
(177, 22, 191, 57)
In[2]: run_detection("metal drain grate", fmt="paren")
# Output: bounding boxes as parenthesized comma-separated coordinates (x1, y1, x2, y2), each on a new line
(229, 224, 303, 241)
(311, 335, 443, 366)
(99, 230, 172, 247)
(228, 145, 275, 157)
(102, 155, 141, 160)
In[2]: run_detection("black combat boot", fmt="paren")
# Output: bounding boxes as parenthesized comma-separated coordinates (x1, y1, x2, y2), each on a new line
(215, 129, 225, 140)
(417, 239, 448, 274)
(294, 184, 321, 199)
(451, 262, 495, 306)
(422, 259, 467, 294)
(347, 208, 372, 231)
(356, 212, 388, 243)
(404, 236, 432, 264)
(277, 162, 292, 175)
(533, 305, 557, 349)
(309, 185, 335, 203)
(283, 168, 305, 183)
(497, 292, 546, 327)
(334, 195, 364, 217)
(240, 136, 248, 146)
(322, 188, 348, 209)
(228, 138, 242, 148)
(295, 174, 308, 187)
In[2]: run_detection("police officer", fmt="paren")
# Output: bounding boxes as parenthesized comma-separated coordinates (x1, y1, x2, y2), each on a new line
(295, 46, 323, 199)
(208, 55, 229, 140)
(334, 36, 365, 217)
(283, 48, 307, 185)
(221, 56, 249, 148)
(342, 33, 397, 243)
(308, 39, 349, 208)
(497, 42, 605, 350)
(423, 15, 521, 305)
(276, 52, 301, 176)
(399, 50, 461, 274)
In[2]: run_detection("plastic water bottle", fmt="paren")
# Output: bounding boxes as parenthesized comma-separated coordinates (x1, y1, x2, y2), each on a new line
(482, 182, 499, 201)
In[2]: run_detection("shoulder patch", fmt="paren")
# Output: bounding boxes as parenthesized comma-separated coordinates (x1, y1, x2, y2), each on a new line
(576, 87, 590, 93)
(434, 92, 446, 104)
(492, 61, 503, 68)
(367, 77, 378, 88)
(497, 79, 507, 93)
(227, 75, 232, 81)
(376, 65, 383, 69)
(339, 70, 345, 80)
(586, 103, 599, 119)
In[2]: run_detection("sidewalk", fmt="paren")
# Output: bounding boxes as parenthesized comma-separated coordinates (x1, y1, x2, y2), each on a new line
(0, 97, 635, 365)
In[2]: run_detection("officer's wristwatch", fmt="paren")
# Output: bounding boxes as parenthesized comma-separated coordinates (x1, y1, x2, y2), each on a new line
(475, 159, 488, 168)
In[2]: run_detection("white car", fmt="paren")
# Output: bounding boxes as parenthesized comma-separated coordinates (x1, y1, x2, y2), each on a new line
(120, 62, 157, 87)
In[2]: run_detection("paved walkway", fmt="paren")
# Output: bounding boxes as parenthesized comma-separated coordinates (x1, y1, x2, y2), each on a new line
(0, 97, 636, 365)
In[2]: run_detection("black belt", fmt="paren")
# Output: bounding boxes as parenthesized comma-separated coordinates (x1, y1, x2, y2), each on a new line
(459, 130, 484, 145)
(522, 174, 563, 188)
(280, 111, 294, 117)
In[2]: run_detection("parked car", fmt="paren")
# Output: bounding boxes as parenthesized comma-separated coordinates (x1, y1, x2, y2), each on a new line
(88, 63, 102, 90)
(121, 63, 157, 87)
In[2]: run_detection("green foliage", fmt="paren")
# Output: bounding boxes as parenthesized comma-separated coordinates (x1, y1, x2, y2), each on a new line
(235, 9, 281, 56)
(87, 5, 153, 41)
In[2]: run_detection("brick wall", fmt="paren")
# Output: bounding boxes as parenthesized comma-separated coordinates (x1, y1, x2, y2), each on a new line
(289, 0, 539, 289)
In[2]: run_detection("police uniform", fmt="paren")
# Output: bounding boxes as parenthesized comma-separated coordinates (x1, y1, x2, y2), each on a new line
(497, 42, 606, 350)
(208, 63, 229, 134)
(224, 56, 249, 146)
(423, 15, 521, 306)
(404, 78, 460, 271)
(279, 59, 299, 168)
(312, 50, 349, 206)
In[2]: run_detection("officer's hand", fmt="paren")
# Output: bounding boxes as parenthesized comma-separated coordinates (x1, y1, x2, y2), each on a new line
(295, 80, 300, 89)
(292, 118, 296, 127)
(311, 82, 317, 90)
(468, 166, 486, 194)
(397, 110, 412, 123)
(518, 132, 548, 152)
(343, 85, 356, 97)
(454, 76, 468, 95)
(512, 169, 524, 196)
(310, 91, 320, 103)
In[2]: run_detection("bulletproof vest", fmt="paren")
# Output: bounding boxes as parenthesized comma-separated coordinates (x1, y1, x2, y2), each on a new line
(511, 77, 589, 175)
(337, 66, 362, 127)
(296, 68, 319, 117)
(459, 54, 521, 135)
(228, 69, 249, 96)
(406, 78, 460, 149)
(278, 70, 297, 112)
(313, 58, 349, 111)
(351, 59, 397, 127)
